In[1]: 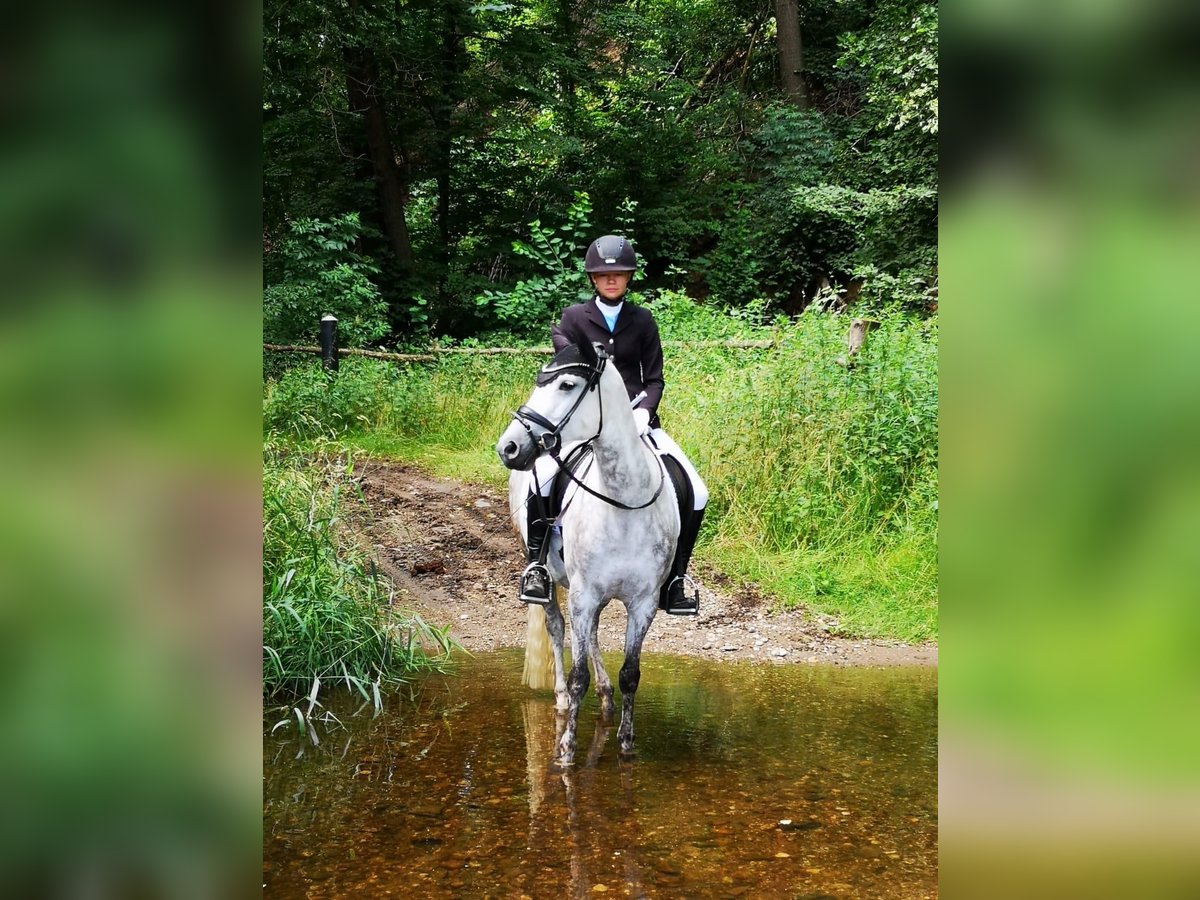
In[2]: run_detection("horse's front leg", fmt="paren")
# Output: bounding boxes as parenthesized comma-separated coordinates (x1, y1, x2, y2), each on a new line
(587, 616, 615, 723)
(544, 586, 569, 710)
(556, 589, 600, 767)
(618, 601, 655, 756)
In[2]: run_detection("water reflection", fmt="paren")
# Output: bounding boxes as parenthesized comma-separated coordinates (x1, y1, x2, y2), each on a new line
(264, 650, 936, 898)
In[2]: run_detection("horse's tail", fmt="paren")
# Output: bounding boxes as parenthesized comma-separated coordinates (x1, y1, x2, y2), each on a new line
(521, 588, 556, 690)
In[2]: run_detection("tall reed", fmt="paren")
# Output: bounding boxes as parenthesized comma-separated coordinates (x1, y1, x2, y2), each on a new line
(262, 442, 457, 699)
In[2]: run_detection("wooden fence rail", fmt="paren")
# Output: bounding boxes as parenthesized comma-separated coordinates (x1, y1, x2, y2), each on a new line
(266, 312, 877, 370)
(264, 338, 776, 364)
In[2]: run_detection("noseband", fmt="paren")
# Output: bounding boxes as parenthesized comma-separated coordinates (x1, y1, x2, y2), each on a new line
(511, 348, 665, 512)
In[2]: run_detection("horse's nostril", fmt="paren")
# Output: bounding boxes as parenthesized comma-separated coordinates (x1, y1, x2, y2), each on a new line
(504, 441, 518, 458)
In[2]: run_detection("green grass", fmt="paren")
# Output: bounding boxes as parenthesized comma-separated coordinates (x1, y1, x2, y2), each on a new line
(263, 441, 458, 700)
(347, 432, 507, 487)
(264, 298, 938, 642)
(707, 535, 937, 642)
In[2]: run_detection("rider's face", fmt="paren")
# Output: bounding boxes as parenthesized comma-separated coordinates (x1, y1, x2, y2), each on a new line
(591, 271, 631, 302)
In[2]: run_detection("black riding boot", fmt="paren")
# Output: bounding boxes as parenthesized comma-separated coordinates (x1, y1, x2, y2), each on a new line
(661, 507, 705, 616)
(519, 491, 553, 605)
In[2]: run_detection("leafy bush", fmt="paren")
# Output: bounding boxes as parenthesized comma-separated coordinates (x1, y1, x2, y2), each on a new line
(264, 214, 390, 347)
(837, 0, 939, 136)
(789, 183, 937, 276)
(850, 264, 938, 316)
(263, 358, 397, 439)
(474, 191, 597, 334)
(689, 99, 937, 311)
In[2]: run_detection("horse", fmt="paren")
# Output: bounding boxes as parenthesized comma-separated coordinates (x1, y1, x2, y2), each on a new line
(495, 340, 680, 766)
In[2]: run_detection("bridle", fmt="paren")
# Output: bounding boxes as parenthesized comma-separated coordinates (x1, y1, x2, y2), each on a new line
(511, 348, 666, 512)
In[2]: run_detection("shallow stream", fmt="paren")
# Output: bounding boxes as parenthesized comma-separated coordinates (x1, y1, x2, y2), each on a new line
(264, 650, 936, 898)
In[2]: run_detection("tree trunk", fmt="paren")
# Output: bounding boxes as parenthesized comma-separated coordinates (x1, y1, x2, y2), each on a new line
(433, 1, 468, 300)
(344, 3, 412, 268)
(773, 0, 808, 109)
(557, 0, 577, 122)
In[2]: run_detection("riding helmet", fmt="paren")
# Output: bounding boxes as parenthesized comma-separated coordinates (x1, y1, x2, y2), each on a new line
(584, 235, 637, 273)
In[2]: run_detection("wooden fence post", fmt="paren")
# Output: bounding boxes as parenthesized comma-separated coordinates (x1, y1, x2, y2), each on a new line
(320, 315, 339, 373)
(836, 318, 879, 368)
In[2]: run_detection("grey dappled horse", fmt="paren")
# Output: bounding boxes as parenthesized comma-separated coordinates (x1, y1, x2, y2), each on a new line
(496, 341, 679, 766)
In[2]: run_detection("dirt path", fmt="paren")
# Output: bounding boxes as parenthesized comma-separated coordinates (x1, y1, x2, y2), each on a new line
(353, 460, 936, 667)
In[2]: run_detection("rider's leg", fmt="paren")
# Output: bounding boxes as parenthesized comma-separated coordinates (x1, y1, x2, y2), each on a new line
(664, 506, 705, 613)
(647, 428, 708, 615)
(519, 455, 559, 605)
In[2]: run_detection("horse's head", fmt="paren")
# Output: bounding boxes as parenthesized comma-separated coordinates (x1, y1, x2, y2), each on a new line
(496, 341, 607, 471)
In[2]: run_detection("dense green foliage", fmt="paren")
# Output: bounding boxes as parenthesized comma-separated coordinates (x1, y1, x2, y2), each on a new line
(264, 214, 391, 346)
(263, 0, 938, 342)
(263, 442, 457, 697)
(264, 297, 937, 640)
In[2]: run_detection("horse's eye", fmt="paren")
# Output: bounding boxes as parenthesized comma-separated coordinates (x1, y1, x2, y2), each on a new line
(559, 380, 576, 392)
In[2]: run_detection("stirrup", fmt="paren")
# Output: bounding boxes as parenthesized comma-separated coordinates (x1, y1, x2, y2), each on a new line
(519, 562, 552, 606)
(662, 575, 700, 616)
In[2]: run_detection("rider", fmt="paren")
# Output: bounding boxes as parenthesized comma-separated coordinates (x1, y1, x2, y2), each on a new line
(518, 234, 708, 616)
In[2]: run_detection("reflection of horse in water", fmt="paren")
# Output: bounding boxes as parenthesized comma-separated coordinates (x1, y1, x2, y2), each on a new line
(497, 341, 678, 766)
(522, 698, 646, 899)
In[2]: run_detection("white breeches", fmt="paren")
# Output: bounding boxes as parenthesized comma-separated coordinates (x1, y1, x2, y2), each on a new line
(530, 430, 707, 510)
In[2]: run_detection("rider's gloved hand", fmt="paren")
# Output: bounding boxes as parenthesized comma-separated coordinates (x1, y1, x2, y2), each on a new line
(632, 407, 651, 436)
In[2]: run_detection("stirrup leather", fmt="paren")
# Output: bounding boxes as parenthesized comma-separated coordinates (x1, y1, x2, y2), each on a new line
(519, 562, 552, 606)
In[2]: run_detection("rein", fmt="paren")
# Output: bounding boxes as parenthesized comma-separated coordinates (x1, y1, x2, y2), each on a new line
(512, 350, 666, 512)
(553, 439, 666, 512)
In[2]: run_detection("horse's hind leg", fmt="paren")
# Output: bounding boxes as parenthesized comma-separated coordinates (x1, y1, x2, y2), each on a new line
(544, 586, 569, 710)
(586, 613, 615, 723)
(618, 601, 656, 756)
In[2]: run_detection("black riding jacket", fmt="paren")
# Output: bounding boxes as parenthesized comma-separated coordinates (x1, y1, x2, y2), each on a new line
(551, 296, 666, 428)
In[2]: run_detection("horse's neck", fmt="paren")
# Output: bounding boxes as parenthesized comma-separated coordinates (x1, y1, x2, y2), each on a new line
(591, 374, 657, 497)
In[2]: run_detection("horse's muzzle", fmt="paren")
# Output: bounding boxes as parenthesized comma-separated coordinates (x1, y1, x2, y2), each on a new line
(496, 426, 537, 471)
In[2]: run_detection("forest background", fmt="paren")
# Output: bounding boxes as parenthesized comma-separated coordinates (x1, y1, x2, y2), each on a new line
(263, 0, 937, 340)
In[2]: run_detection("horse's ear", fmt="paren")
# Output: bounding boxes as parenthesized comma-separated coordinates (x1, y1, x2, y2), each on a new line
(578, 339, 599, 367)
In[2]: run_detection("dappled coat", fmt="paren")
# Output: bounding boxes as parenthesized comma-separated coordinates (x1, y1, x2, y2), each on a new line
(551, 296, 666, 429)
